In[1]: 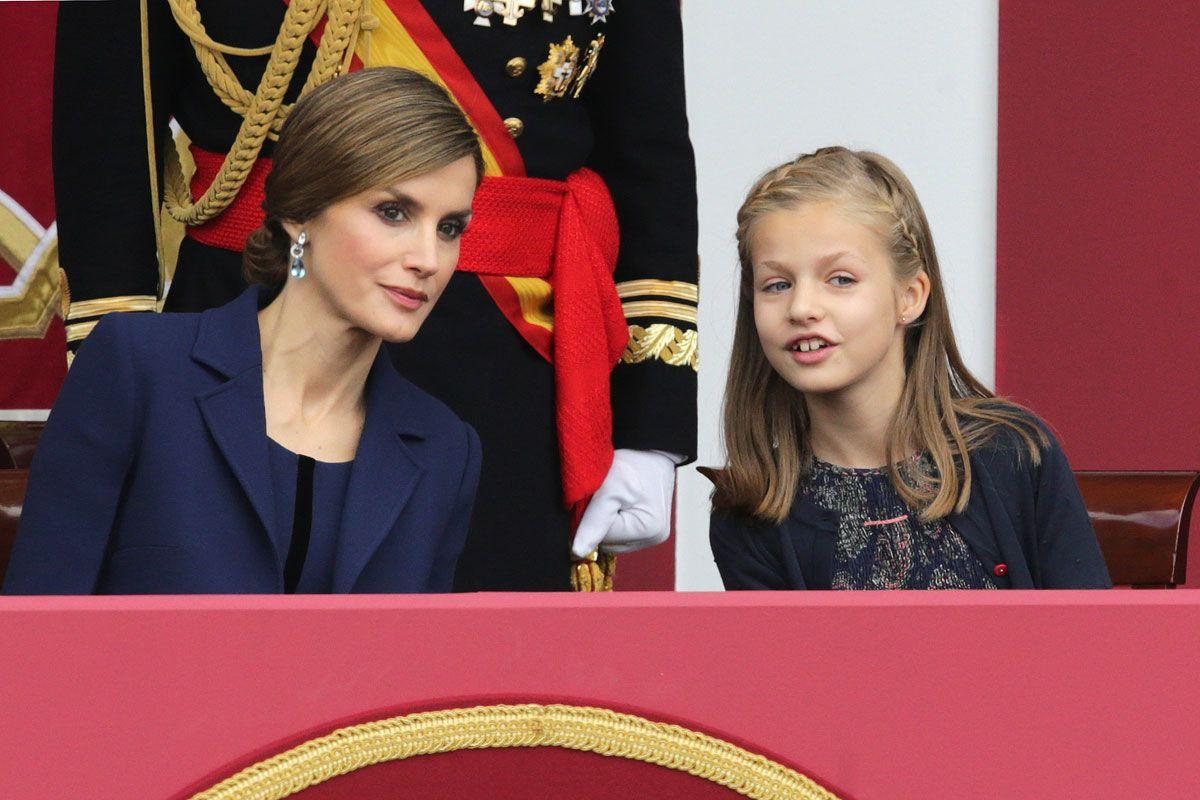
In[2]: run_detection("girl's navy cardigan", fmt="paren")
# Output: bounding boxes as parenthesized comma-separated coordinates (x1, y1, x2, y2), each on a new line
(709, 423, 1113, 590)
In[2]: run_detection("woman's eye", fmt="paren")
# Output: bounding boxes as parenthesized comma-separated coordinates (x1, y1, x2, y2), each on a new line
(438, 220, 466, 239)
(830, 275, 856, 287)
(377, 203, 407, 223)
(761, 280, 790, 294)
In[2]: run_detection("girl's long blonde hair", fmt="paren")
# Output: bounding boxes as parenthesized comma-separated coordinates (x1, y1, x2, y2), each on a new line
(715, 147, 1045, 523)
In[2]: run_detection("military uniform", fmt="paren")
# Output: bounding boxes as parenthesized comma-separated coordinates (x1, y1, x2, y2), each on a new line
(53, 0, 698, 590)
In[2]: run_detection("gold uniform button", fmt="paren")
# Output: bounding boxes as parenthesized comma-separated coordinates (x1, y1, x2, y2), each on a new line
(504, 117, 525, 138)
(505, 57, 527, 77)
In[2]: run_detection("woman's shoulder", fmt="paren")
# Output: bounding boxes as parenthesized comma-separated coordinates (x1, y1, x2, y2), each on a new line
(87, 308, 201, 349)
(75, 310, 202, 372)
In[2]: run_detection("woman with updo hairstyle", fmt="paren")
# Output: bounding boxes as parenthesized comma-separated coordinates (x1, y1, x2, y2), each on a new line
(5, 67, 486, 595)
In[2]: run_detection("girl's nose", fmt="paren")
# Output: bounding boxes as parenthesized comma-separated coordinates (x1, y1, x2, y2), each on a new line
(787, 281, 824, 323)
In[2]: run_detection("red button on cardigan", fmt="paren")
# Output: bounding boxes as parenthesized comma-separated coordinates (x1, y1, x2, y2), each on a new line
(994, 563, 1009, 577)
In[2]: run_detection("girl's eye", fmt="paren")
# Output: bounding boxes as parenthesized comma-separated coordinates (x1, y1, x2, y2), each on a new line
(438, 220, 466, 240)
(761, 279, 790, 294)
(830, 274, 856, 287)
(377, 203, 407, 223)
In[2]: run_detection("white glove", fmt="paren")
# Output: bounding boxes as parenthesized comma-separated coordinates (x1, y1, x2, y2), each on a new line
(571, 449, 680, 558)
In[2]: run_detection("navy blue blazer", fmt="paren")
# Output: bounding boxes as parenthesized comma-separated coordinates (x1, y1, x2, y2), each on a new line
(710, 421, 1113, 590)
(4, 287, 481, 595)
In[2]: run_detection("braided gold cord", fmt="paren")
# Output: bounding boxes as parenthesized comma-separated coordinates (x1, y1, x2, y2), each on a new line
(166, 0, 276, 57)
(166, 0, 311, 134)
(186, 704, 843, 800)
(298, 0, 364, 99)
(163, 0, 366, 226)
(570, 552, 616, 591)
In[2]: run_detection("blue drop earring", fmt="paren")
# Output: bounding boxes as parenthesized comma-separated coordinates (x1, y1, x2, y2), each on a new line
(289, 231, 308, 279)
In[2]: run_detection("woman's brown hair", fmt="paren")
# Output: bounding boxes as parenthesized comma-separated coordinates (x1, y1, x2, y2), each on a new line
(242, 67, 485, 285)
(715, 146, 1046, 523)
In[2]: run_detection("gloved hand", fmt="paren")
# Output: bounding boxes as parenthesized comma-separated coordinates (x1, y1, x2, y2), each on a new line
(571, 449, 681, 558)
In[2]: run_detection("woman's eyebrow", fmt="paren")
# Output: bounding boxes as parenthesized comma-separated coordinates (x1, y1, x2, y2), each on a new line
(383, 189, 473, 219)
(382, 189, 421, 212)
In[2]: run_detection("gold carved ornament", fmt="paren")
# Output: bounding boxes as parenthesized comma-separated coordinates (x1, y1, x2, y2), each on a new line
(0, 191, 62, 340)
(185, 704, 844, 800)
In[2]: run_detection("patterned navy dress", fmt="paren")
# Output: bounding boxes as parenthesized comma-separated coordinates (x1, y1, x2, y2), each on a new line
(803, 457, 997, 590)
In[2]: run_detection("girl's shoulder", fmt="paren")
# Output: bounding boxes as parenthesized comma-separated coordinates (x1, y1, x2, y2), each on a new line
(960, 400, 1070, 487)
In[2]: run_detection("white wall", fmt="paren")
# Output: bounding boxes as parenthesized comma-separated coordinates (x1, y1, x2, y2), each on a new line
(676, 1, 999, 589)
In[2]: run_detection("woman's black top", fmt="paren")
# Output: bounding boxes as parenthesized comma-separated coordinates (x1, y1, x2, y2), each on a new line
(267, 439, 354, 594)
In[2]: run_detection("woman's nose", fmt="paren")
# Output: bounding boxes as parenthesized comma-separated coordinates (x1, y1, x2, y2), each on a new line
(401, 225, 441, 277)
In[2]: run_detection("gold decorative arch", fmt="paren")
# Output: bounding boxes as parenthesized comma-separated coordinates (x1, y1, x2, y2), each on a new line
(187, 704, 844, 800)
(0, 189, 62, 340)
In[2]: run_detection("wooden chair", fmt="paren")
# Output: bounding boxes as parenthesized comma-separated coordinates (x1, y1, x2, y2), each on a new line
(1075, 471, 1199, 588)
(0, 421, 44, 469)
(0, 469, 28, 585)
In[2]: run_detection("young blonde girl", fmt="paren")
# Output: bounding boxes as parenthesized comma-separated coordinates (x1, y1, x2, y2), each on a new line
(709, 147, 1110, 590)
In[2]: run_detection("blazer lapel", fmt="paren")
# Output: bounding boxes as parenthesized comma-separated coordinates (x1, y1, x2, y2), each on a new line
(192, 287, 282, 570)
(196, 373, 279, 562)
(332, 353, 426, 592)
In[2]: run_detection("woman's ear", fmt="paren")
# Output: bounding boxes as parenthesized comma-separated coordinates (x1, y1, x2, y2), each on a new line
(280, 219, 303, 243)
(900, 270, 931, 323)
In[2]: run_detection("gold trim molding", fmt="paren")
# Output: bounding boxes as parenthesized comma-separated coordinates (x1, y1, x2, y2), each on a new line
(0, 189, 61, 340)
(187, 704, 843, 800)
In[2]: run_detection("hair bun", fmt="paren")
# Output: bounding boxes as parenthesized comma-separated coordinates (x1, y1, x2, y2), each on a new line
(242, 221, 289, 287)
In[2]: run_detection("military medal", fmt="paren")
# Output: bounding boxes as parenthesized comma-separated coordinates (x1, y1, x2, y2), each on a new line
(536, 36, 581, 101)
(464, 0, 496, 26)
(500, 0, 536, 26)
(571, 34, 605, 98)
(541, 0, 563, 22)
(464, 0, 535, 27)
(569, 0, 614, 24)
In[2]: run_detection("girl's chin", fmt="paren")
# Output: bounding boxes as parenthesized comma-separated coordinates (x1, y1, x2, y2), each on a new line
(792, 382, 852, 397)
(778, 369, 855, 396)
